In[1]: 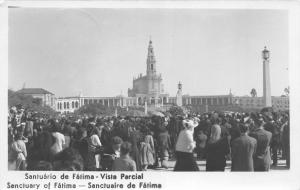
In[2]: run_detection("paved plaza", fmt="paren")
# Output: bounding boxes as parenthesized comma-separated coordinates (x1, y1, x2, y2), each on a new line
(149, 159, 288, 172)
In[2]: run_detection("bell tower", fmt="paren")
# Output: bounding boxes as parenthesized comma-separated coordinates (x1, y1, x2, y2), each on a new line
(146, 39, 157, 76)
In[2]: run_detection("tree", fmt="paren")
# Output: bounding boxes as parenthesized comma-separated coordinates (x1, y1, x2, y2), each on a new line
(284, 86, 290, 96)
(8, 90, 56, 116)
(74, 103, 114, 116)
(250, 88, 257, 97)
(167, 106, 185, 117)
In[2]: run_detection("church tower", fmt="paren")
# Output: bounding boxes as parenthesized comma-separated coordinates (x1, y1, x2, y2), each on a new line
(146, 39, 157, 76)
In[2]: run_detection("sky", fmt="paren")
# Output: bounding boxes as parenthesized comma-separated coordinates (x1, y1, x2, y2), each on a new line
(8, 8, 289, 97)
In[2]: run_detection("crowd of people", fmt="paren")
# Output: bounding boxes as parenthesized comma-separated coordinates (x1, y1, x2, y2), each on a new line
(8, 105, 290, 172)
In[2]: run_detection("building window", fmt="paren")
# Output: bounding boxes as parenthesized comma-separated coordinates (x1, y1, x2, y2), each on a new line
(75, 101, 79, 108)
(207, 98, 211, 105)
(67, 102, 69, 109)
(213, 98, 217, 105)
(72, 101, 74, 108)
(57, 103, 60, 110)
(163, 97, 167, 104)
(109, 99, 113, 107)
(64, 102, 66, 109)
(151, 64, 153, 70)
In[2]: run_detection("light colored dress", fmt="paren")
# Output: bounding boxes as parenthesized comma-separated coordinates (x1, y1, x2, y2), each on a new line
(11, 140, 27, 170)
(140, 135, 155, 166)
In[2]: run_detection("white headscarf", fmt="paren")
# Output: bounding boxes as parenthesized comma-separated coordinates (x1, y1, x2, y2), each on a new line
(209, 124, 221, 144)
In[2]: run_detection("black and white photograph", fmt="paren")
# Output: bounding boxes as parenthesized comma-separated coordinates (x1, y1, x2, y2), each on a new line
(6, 7, 291, 172)
(1, 1, 300, 190)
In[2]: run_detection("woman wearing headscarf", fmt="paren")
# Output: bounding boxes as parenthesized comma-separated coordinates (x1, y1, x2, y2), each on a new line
(174, 119, 199, 171)
(205, 124, 230, 171)
(140, 128, 155, 171)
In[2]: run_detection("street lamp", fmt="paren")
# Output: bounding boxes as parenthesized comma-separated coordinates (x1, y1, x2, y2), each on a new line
(262, 46, 270, 60)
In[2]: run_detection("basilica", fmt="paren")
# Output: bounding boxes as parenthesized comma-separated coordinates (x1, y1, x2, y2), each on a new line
(128, 40, 169, 106)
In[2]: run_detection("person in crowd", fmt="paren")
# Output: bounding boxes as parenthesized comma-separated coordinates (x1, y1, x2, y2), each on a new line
(26, 130, 55, 170)
(249, 117, 272, 171)
(85, 124, 102, 170)
(101, 120, 113, 147)
(112, 142, 136, 171)
(101, 136, 123, 171)
(50, 122, 65, 155)
(231, 124, 257, 171)
(264, 116, 281, 167)
(11, 133, 28, 170)
(228, 120, 241, 146)
(31, 161, 53, 171)
(157, 122, 171, 169)
(140, 128, 155, 171)
(72, 127, 88, 164)
(174, 119, 199, 171)
(195, 130, 207, 160)
(281, 118, 290, 168)
(53, 147, 84, 171)
(128, 126, 142, 171)
(24, 118, 34, 144)
(205, 124, 230, 171)
(62, 124, 72, 150)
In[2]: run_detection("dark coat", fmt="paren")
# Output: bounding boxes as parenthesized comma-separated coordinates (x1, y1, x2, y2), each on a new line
(157, 131, 171, 158)
(249, 128, 272, 171)
(229, 124, 241, 145)
(205, 137, 230, 171)
(264, 122, 280, 148)
(100, 127, 112, 147)
(129, 130, 142, 171)
(231, 134, 257, 171)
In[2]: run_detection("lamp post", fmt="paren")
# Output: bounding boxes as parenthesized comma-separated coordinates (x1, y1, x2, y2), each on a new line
(262, 46, 272, 107)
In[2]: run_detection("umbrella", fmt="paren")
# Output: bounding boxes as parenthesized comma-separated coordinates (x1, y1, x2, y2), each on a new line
(148, 110, 164, 117)
(125, 110, 146, 117)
